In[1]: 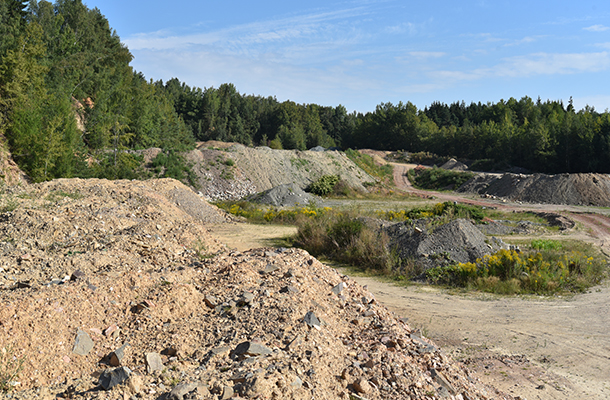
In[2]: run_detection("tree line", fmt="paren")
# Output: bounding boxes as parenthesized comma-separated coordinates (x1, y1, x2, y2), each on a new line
(1, 0, 610, 184)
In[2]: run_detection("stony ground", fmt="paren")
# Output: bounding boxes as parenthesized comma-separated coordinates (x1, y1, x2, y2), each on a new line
(184, 142, 375, 202)
(0, 178, 512, 400)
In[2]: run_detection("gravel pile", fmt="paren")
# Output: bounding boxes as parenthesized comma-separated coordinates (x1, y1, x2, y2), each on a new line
(0, 178, 511, 400)
(248, 183, 322, 208)
(457, 172, 610, 206)
(384, 219, 508, 271)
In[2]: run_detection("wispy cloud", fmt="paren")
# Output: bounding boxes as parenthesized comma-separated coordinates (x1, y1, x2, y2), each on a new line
(429, 52, 610, 84)
(584, 24, 609, 32)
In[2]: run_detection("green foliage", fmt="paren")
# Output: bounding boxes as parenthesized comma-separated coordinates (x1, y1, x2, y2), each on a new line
(345, 149, 394, 184)
(408, 166, 474, 190)
(309, 175, 340, 196)
(151, 151, 199, 188)
(426, 244, 607, 294)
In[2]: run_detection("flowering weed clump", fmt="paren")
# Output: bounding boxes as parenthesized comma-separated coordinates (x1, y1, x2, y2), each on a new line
(426, 241, 607, 294)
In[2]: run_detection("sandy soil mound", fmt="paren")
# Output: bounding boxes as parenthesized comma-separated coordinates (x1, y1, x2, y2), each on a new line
(384, 219, 507, 271)
(185, 142, 375, 202)
(248, 183, 322, 208)
(458, 172, 610, 206)
(0, 179, 510, 400)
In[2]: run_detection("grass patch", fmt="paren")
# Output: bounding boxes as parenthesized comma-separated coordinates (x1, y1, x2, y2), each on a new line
(345, 149, 394, 185)
(407, 165, 474, 190)
(425, 240, 607, 295)
(45, 190, 82, 203)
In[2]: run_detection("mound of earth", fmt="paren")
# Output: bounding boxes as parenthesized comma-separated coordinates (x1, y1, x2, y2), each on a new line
(248, 183, 322, 208)
(384, 219, 507, 270)
(440, 158, 468, 171)
(184, 142, 376, 202)
(0, 178, 511, 400)
(457, 172, 610, 206)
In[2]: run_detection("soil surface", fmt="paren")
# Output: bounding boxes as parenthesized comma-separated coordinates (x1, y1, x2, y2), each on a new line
(0, 178, 508, 400)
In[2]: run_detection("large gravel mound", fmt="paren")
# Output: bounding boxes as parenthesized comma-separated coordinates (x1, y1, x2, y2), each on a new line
(457, 172, 610, 206)
(0, 179, 509, 399)
(185, 142, 376, 201)
(385, 219, 507, 270)
(248, 183, 322, 207)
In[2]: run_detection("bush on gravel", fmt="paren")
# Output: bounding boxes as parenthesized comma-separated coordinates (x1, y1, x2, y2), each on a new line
(425, 241, 607, 294)
(308, 175, 340, 196)
(408, 166, 474, 190)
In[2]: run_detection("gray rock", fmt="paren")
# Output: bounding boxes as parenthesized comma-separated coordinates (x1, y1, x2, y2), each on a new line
(109, 343, 129, 367)
(99, 366, 132, 390)
(72, 329, 94, 356)
(167, 382, 210, 400)
(303, 311, 320, 329)
(331, 282, 347, 295)
(221, 385, 234, 400)
(263, 264, 280, 274)
(238, 291, 255, 305)
(430, 369, 456, 395)
(145, 352, 164, 373)
(232, 341, 272, 359)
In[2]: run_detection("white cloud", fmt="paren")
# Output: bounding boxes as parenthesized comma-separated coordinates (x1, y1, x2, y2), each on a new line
(584, 24, 610, 32)
(595, 42, 610, 50)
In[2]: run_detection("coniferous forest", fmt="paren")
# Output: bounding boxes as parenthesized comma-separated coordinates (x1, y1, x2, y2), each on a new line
(1, 0, 610, 183)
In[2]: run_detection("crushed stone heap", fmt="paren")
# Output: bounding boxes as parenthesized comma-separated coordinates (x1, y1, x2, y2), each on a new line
(248, 183, 323, 208)
(0, 178, 511, 400)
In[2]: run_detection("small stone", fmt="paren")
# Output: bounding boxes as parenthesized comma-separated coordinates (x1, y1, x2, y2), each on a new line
(167, 382, 209, 400)
(127, 374, 142, 394)
(109, 343, 129, 367)
(232, 342, 272, 359)
(99, 366, 132, 390)
(145, 352, 164, 373)
(104, 324, 119, 337)
(331, 282, 347, 295)
(72, 329, 94, 356)
(291, 377, 303, 389)
(353, 378, 372, 394)
(263, 264, 280, 274)
(430, 369, 456, 394)
(279, 285, 298, 294)
(211, 346, 231, 356)
(204, 294, 218, 308)
(303, 311, 320, 329)
(70, 269, 85, 281)
(238, 291, 255, 305)
(220, 385, 234, 400)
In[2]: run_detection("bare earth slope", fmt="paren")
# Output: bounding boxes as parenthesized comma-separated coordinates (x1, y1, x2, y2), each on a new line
(185, 142, 376, 201)
(0, 178, 508, 399)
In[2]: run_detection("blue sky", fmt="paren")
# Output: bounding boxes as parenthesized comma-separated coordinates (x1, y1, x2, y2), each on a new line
(83, 0, 610, 113)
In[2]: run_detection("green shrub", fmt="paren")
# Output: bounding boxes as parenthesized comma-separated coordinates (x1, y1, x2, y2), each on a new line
(151, 151, 199, 188)
(407, 166, 474, 190)
(309, 175, 340, 196)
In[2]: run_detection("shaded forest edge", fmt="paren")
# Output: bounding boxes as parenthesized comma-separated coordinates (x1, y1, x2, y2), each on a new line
(2, 0, 610, 185)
